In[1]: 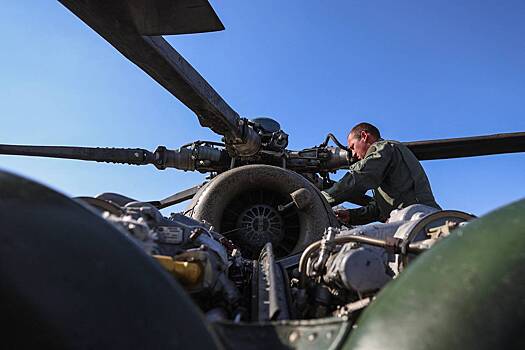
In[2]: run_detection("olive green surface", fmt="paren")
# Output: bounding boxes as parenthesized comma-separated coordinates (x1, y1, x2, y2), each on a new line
(344, 199, 525, 350)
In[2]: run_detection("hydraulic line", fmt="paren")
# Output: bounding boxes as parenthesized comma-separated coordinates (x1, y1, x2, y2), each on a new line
(298, 234, 426, 284)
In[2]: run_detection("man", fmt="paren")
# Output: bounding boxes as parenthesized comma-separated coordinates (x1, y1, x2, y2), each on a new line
(322, 122, 441, 225)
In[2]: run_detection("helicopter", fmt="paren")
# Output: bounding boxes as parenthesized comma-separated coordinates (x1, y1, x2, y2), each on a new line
(1, 1, 525, 349)
(2, 1, 525, 215)
(1, 0, 524, 257)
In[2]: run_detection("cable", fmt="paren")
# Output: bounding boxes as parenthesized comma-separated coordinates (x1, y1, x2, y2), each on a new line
(320, 133, 350, 151)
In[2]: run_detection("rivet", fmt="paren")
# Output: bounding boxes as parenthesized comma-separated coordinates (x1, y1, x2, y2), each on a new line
(289, 331, 300, 343)
(308, 333, 317, 342)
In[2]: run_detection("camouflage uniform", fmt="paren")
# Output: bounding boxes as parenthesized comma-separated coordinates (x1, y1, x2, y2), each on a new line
(323, 139, 441, 224)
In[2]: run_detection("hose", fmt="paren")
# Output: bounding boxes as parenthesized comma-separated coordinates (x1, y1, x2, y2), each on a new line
(320, 133, 350, 151)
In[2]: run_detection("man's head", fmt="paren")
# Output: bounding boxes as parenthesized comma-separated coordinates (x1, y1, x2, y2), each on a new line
(347, 122, 381, 160)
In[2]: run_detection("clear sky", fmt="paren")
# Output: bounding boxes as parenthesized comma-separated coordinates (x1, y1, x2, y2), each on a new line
(1, 1, 524, 216)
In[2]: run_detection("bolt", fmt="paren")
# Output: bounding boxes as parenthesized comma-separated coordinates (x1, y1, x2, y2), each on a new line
(277, 201, 294, 212)
(189, 227, 204, 240)
(288, 331, 300, 343)
(308, 333, 317, 342)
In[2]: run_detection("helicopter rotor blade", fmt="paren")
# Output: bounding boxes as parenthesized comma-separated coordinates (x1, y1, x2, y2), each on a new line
(57, 0, 245, 142)
(327, 132, 525, 172)
(0, 144, 154, 166)
(405, 132, 525, 161)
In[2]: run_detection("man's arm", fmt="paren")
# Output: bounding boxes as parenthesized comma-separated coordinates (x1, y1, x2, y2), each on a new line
(335, 200, 381, 225)
(349, 200, 382, 224)
(322, 141, 394, 205)
(322, 179, 372, 206)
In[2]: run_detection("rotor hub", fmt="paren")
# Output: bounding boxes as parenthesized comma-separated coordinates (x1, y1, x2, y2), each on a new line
(236, 204, 284, 250)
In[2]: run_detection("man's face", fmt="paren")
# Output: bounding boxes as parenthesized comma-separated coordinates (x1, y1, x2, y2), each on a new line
(347, 131, 372, 160)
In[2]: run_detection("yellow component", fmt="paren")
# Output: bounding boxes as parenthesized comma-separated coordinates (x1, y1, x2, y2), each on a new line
(153, 255, 203, 287)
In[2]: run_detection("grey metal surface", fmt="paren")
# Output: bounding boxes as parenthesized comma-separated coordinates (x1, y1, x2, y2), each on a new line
(326, 244, 392, 293)
(254, 243, 290, 321)
(0, 144, 154, 165)
(0, 143, 229, 172)
(188, 165, 339, 256)
(322, 205, 450, 292)
(151, 184, 204, 209)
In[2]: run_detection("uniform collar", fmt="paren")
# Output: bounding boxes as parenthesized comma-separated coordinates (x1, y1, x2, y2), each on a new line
(364, 138, 384, 158)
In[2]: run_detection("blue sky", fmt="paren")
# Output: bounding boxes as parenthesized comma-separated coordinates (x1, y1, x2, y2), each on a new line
(1, 1, 524, 216)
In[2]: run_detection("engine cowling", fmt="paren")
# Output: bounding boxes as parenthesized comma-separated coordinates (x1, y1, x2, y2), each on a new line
(187, 164, 338, 258)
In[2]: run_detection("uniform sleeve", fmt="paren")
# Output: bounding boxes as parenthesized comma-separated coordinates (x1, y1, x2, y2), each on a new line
(323, 142, 393, 205)
(347, 200, 381, 225)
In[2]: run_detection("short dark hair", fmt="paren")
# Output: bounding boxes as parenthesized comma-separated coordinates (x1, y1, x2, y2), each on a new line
(349, 122, 381, 140)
